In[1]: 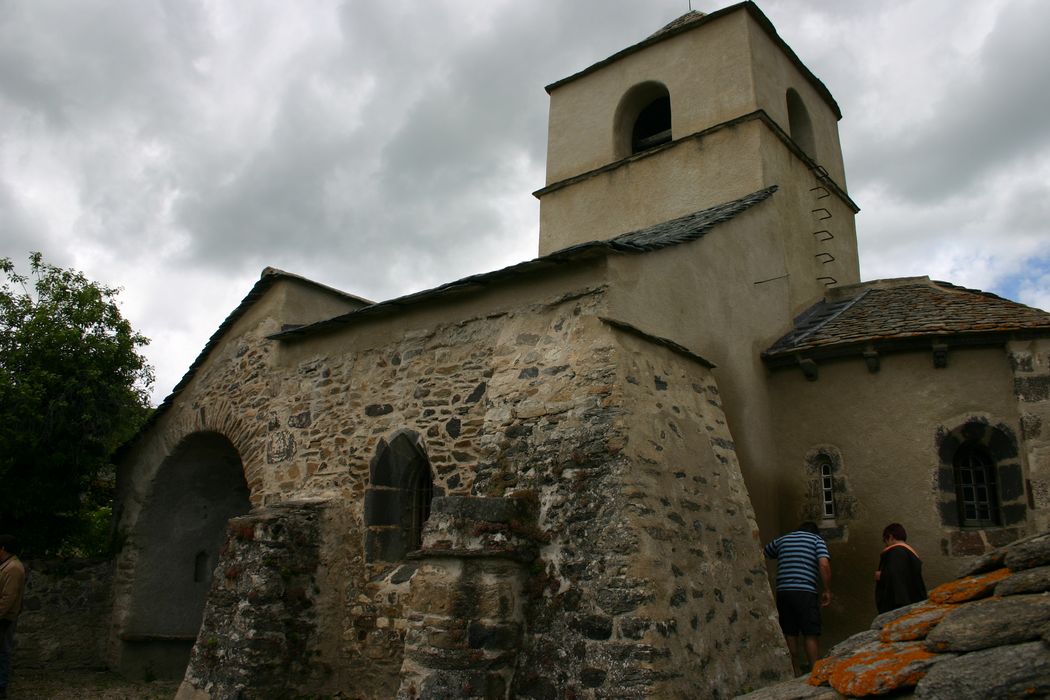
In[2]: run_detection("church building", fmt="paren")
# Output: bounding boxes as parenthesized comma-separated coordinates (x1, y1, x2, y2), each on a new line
(109, 3, 1050, 698)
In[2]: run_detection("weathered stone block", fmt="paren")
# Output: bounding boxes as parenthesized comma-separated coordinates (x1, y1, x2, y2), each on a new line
(996, 565, 1050, 596)
(1015, 376, 1050, 402)
(1004, 531, 1050, 571)
(914, 641, 1050, 698)
(367, 527, 407, 563)
(925, 594, 1050, 653)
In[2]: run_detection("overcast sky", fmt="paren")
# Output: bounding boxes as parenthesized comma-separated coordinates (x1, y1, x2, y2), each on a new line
(2, 0, 1048, 405)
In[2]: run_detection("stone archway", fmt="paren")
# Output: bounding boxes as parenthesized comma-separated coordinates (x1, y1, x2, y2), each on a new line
(119, 431, 251, 679)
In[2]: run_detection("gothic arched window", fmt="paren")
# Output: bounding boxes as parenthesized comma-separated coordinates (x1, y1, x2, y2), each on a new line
(364, 430, 438, 562)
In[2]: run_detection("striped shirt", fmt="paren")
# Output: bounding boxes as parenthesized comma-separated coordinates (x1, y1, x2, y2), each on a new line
(763, 530, 830, 593)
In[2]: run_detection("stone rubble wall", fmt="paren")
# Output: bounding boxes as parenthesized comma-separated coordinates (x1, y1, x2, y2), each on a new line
(177, 501, 329, 700)
(119, 278, 788, 697)
(1010, 338, 1050, 532)
(510, 328, 790, 698)
(397, 496, 540, 699)
(16, 558, 113, 670)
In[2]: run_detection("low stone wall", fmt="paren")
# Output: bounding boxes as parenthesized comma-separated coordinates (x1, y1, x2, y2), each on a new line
(18, 558, 114, 670)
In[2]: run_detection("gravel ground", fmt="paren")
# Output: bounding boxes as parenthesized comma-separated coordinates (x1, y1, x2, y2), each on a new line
(8, 669, 179, 699)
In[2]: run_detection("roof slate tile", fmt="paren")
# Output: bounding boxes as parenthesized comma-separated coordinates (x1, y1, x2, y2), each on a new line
(765, 278, 1050, 361)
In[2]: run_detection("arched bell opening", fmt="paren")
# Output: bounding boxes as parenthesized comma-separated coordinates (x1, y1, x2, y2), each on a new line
(614, 81, 673, 159)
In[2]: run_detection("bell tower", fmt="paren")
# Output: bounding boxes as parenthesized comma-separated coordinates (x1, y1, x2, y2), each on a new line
(534, 2, 860, 289)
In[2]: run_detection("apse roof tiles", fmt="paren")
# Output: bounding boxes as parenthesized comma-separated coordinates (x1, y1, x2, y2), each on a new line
(764, 277, 1050, 362)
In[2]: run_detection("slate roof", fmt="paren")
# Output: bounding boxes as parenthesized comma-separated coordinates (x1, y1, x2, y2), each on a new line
(120, 186, 775, 454)
(764, 277, 1050, 365)
(740, 529, 1050, 698)
(273, 186, 777, 341)
(647, 11, 706, 39)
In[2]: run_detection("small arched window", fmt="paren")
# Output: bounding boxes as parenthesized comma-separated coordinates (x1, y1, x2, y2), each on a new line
(786, 88, 816, 158)
(954, 442, 1000, 527)
(193, 550, 209, 583)
(817, 455, 835, 519)
(614, 82, 672, 158)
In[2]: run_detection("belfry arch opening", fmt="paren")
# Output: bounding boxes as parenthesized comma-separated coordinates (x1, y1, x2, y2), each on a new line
(614, 81, 672, 158)
(120, 432, 250, 679)
(786, 88, 816, 158)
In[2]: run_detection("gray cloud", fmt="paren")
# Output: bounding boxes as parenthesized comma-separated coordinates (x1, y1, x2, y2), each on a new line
(0, 0, 1046, 403)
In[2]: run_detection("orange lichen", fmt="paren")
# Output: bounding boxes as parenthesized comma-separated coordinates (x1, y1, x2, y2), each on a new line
(879, 602, 956, 642)
(928, 567, 1010, 604)
(819, 642, 937, 696)
(808, 656, 836, 686)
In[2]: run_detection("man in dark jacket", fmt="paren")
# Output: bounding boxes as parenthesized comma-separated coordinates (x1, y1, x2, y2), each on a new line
(875, 523, 927, 614)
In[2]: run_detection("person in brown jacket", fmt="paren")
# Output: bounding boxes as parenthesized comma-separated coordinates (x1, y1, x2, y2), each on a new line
(0, 535, 26, 700)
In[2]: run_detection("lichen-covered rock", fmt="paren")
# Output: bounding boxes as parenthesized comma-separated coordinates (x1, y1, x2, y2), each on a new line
(914, 641, 1050, 699)
(995, 565, 1050, 596)
(1003, 532, 1050, 571)
(956, 549, 1006, 578)
(927, 568, 1011, 604)
(869, 602, 923, 631)
(924, 593, 1050, 653)
(825, 630, 882, 660)
(752, 531, 1050, 700)
(810, 641, 945, 697)
(879, 603, 954, 643)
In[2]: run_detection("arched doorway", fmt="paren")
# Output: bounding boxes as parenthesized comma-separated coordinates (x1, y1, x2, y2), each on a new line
(120, 431, 250, 679)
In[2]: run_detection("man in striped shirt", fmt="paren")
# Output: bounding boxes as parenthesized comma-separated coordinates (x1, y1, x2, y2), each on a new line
(763, 522, 832, 676)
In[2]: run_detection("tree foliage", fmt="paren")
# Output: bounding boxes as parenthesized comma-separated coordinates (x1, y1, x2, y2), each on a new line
(0, 253, 153, 556)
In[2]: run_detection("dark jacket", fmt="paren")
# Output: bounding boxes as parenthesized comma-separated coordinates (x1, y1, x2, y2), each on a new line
(875, 543, 927, 614)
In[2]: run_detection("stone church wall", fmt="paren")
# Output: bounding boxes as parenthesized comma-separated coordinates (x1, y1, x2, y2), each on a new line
(117, 269, 790, 698)
(1010, 337, 1050, 532)
(766, 346, 1034, 648)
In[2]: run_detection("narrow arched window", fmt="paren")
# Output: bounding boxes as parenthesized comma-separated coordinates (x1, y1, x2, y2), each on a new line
(365, 430, 439, 562)
(954, 442, 1000, 527)
(193, 550, 209, 583)
(818, 456, 835, 519)
(786, 88, 816, 158)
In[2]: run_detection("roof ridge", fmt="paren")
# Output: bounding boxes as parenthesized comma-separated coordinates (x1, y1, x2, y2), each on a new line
(778, 289, 870, 350)
(604, 185, 778, 253)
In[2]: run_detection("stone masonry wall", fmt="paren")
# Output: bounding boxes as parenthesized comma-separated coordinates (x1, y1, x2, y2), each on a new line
(1010, 338, 1050, 532)
(17, 558, 113, 670)
(510, 328, 790, 698)
(119, 279, 788, 697)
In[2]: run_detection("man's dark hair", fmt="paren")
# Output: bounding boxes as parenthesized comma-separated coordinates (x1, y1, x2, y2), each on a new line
(798, 521, 820, 535)
(0, 534, 17, 554)
(882, 523, 907, 542)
